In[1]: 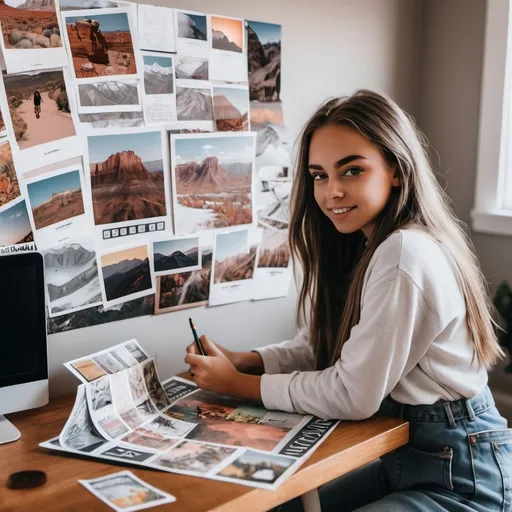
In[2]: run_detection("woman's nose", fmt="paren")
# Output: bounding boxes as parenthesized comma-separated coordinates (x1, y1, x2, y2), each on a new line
(326, 179, 345, 200)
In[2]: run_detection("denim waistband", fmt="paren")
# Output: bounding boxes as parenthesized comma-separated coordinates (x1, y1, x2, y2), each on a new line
(379, 386, 495, 423)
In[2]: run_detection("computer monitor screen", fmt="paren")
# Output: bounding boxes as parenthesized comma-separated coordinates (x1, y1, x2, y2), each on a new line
(0, 252, 48, 389)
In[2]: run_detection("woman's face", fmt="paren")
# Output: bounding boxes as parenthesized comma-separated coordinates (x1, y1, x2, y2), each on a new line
(308, 124, 400, 238)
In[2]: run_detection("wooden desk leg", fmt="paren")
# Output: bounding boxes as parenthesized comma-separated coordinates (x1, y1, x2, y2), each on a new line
(300, 488, 322, 512)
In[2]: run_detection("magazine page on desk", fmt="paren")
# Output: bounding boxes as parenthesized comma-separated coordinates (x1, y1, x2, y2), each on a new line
(0, 0, 68, 74)
(137, 4, 176, 53)
(0, 67, 82, 173)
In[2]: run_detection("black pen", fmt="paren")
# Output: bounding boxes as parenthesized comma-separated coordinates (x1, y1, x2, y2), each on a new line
(189, 317, 206, 356)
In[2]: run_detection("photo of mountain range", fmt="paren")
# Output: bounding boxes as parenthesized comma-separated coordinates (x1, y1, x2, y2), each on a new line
(88, 131, 166, 225)
(43, 239, 102, 316)
(59, 0, 118, 10)
(213, 86, 249, 132)
(257, 227, 290, 269)
(176, 86, 213, 121)
(143, 55, 174, 95)
(78, 81, 139, 107)
(100, 245, 152, 304)
(175, 56, 208, 81)
(153, 236, 200, 274)
(173, 134, 254, 233)
(27, 169, 85, 230)
(211, 16, 243, 54)
(214, 230, 256, 284)
(177, 12, 207, 41)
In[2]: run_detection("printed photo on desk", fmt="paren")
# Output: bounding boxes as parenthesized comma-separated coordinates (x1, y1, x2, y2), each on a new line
(84, 128, 172, 245)
(0, 0, 68, 74)
(23, 164, 92, 250)
(171, 131, 256, 234)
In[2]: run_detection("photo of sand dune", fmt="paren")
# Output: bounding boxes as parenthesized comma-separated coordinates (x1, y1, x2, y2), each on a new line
(78, 80, 139, 107)
(156, 248, 211, 313)
(100, 245, 152, 303)
(64, 12, 137, 79)
(214, 230, 256, 284)
(213, 86, 249, 132)
(153, 237, 199, 274)
(0, 199, 33, 247)
(0, 0, 62, 51)
(88, 131, 166, 225)
(175, 55, 208, 81)
(4, 69, 75, 150)
(257, 227, 290, 268)
(177, 12, 207, 41)
(247, 20, 281, 102)
(0, 140, 20, 210)
(173, 134, 254, 233)
(211, 16, 242, 53)
(143, 55, 173, 95)
(176, 86, 213, 121)
(26, 169, 84, 229)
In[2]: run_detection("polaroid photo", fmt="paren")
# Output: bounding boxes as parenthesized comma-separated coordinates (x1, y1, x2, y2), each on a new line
(76, 79, 142, 114)
(0, 0, 68, 74)
(42, 237, 103, 317)
(209, 228, 261, 307)
(23, 164, 92, 250)
(137, 4, 176, 53)
(141, 51, 177, 126)
(79, 470, 175, 511)
(152, 235, 201, 277)
(97, 242, 154, 309)
(246, 20, 282, 103)
(213, 84, 249, 132)
(61, 7, 141, 82)
(0, 139, 21, 211)
(0, 197, 34, 248)
(209, 15, 247, 83)
(0, 67, 82, 173)
(84, 128, 172, 245)
(171, 131, 256, 234)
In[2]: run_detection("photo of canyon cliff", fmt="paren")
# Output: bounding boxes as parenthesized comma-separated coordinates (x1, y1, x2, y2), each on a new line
(0, 0, 62, 51)
(176, 86, 213, 121)
(26, 169, 85, 230)
(0, 199, 33, 247)
(247, 20, 281, 102)
(213, 86, 249, 132)
(213, 230, 256, 284)
(100, 245, 152, 303)
(0, 140, 20, 210)
(173, 134, 254, 233)
(153, 236, 199, 274)
(88, 131, 166, 225)
(156, 247, 211, 314)
(4, 69, 75, 150)
(64, 12, 136, 79)
(211, 16, 243, 53)
(43, 239, 102, 316)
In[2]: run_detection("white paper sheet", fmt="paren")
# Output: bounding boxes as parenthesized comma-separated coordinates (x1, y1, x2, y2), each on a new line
(76, 79, 142, 113)
(137, 4, 176, 53)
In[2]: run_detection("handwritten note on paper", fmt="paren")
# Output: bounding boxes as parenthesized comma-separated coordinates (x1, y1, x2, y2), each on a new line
(138, 4, 176, 53)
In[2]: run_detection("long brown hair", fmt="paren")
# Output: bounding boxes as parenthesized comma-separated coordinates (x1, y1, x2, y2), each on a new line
(289, 89, 504, 370)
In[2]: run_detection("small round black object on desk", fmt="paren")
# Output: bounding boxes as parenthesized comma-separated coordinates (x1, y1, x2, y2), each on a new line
(7, 470, 47, 490)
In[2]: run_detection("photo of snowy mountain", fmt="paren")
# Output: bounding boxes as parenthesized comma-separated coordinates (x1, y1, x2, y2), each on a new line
(43, 238, 102, 317)
(143, 55, 174, 95)
(77, 81, 140, 108)
(176, 86, 213, 121)
(175, 55, 208, 81)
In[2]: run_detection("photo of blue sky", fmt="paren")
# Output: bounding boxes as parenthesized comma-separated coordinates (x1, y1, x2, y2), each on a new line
(154, 237, 198, 257)
(214, 87, 249, 116)
(88, 131, 162, 164)
(27, 170, 81, 209)
(143, 55, 173, 68)
(182, 13, 207, 37)
(247, 21, 281, 45)
(66, 13, 130, 32)
(0, 200, 32, 246)
(175, 135, 253, 165)
(216, 230, 248, 263)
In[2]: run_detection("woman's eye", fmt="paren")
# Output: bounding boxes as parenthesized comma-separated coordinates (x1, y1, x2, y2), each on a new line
(343, 167, 362, 177)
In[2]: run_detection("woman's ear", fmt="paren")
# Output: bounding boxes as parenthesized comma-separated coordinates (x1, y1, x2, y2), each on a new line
(391, 167, 400, 187)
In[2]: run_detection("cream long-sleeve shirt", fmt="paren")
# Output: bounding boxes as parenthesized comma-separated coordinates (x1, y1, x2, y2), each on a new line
(254, 227, 489, 420)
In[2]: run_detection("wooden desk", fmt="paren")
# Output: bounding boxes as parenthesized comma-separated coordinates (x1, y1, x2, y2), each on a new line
(0, 379, 409, 512)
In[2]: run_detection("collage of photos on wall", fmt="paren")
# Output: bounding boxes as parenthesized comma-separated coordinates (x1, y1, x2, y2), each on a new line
(0, 1, 293, 334)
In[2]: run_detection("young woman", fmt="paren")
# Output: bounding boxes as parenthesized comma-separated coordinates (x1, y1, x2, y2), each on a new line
(33, 91, 43, 116)
(185, 90, 512, 510)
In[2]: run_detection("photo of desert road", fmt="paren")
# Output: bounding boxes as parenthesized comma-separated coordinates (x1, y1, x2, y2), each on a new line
(26, 169, 85, 230)
(88, 131, 167, 225)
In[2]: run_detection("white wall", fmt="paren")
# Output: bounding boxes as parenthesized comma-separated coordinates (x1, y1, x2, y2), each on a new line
(48, 0, 422, 397)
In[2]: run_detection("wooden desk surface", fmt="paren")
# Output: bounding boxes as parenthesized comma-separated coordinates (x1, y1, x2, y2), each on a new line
(0, 379, 409, 512)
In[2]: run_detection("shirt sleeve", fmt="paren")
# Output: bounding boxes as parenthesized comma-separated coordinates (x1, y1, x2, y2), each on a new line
(259, 268, 442, 420)
(252, 328, 314, 374)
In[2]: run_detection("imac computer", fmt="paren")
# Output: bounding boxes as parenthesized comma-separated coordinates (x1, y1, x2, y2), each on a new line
(0, 252, 48, 444)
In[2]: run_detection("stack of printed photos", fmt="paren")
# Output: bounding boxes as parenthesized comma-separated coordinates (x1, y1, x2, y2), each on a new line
(41, 339, 339, 490)
(0, 0, 293, 336)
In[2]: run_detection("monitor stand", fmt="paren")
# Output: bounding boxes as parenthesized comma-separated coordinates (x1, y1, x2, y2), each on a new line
(0, 415, 21, 445)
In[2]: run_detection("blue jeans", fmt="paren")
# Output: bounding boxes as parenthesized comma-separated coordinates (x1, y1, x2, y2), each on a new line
(280, 386, 512, 511)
